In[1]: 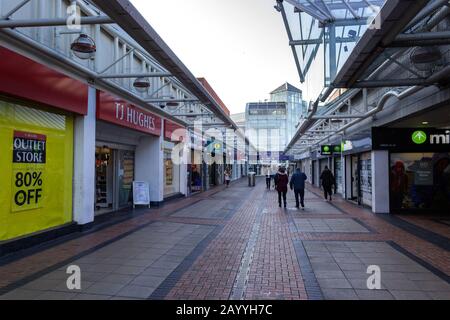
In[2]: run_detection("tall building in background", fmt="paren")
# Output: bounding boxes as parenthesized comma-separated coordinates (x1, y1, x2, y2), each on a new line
(244, 83, 307, 169)
(270, 83, 308, 142)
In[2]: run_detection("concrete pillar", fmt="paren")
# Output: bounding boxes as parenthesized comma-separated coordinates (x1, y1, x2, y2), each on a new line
(315, 160, 320, 187)
(73, 86, 96, 225)
(372, 150, 390, 213)
(135, 128, 164, 206)
(179, 144, 188, 196)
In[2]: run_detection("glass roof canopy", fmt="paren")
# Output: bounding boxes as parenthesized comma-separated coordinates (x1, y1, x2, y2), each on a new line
(278, 0, 387, 87)
(285, 0, 385, 22)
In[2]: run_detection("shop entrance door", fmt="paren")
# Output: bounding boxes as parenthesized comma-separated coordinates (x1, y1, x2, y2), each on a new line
(210, 163, 217, 186)
(118, 150, 134, 208)
(350, 155, 361, 204)
(95, 147, 115, 215)
(95, 146, 135, 216)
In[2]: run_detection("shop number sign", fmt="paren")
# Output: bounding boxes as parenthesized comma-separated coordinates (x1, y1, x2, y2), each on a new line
(12, 131, 46, 212)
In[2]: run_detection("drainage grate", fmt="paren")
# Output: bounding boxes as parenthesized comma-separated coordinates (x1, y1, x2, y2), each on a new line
(229, 207, 264, 300)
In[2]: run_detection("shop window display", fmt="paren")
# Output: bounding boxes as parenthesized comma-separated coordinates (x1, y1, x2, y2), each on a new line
(390, 153, 450, 212)
(0, 102, 73, 241)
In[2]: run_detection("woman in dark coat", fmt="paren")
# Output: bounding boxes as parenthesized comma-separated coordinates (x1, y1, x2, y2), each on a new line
(275, 167, 289, 208)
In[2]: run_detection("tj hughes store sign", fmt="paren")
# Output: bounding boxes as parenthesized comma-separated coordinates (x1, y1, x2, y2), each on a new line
(372, 128, 450, 152)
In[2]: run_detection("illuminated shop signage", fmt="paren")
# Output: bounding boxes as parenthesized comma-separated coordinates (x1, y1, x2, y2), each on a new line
(97, 91, 162, 136)
(372, 127, 450, 152)
(321, 145, 332, 155)
(320, 145, 341, 155)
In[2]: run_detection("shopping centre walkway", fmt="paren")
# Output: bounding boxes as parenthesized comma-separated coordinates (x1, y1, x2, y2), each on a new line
(0, 178, 449, 300)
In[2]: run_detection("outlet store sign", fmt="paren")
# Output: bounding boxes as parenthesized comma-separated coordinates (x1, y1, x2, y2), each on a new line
(372, 127, 450, 152)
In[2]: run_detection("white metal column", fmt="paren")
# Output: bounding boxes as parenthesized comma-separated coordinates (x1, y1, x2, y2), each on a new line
(73, 86, 96, 225)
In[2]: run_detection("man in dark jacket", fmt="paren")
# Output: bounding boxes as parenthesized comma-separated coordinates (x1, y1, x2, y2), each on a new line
(290, 168, 308, 209)
(275, 167, 289, 208)
(320, 166, 335, 201)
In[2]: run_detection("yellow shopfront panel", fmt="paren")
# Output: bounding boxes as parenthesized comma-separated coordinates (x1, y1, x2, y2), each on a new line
(0, 101, 73, 241)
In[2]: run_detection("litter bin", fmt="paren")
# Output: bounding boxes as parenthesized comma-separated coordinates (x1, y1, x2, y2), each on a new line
(248, 172, 256, 187)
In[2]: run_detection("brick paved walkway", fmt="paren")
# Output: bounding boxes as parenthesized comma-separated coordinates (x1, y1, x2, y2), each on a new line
(0, 178, 449, 300)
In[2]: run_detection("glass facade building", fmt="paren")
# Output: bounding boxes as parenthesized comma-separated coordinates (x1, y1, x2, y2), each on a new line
(245, 83, 307, 165)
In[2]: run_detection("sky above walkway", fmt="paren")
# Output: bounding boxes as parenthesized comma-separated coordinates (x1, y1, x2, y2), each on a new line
(130, 0, 303, 114)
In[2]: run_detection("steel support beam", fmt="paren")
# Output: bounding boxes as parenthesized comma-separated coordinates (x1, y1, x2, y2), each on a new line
(290, 36, 359, 45)
(390, 31, 450, 47)
(1, 0, 32, 19)
(171, 113, 212, 117)
(145, 99, 200, 103)
(312, 114, 364, 119)
(279, 1, 305, 82)
(0, 16, 114, 28)
(351, 79, 427, 88)
(98, 72, 172, 79)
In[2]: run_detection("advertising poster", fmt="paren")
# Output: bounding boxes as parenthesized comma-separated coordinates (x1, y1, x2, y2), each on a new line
(11, 131, 46, 212)
(133, 181, 150, 207)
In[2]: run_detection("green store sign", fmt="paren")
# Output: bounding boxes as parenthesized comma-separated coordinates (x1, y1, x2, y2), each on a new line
(321, 145, 341, 155)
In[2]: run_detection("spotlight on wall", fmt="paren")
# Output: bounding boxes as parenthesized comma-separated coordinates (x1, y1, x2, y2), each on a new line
(133, 77, 151, 92)
(70, 34, 96, 60)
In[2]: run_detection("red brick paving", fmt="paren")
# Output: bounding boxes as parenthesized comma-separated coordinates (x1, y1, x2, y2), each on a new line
(166, 180, 266, 300)
(244, 195, 307, 300)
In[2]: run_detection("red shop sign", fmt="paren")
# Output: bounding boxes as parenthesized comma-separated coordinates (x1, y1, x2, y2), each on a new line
(97, 91, 161, 136)
(164, 120, 187, 142)
(0, 46, 88, 115)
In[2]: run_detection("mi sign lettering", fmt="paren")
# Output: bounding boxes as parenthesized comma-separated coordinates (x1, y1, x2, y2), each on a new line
(429, 130, 450, 145)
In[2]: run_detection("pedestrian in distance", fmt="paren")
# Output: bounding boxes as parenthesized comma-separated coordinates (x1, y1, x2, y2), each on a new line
(264, 166, 271, 190)
(275, 167, 289, 208)
(320, 166, 336, 201)
(290, 167, 308, 209)
(224, 168, 231, 187)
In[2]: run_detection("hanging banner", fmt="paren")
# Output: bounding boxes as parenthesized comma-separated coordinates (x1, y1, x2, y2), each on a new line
(11, 131, 46, 212)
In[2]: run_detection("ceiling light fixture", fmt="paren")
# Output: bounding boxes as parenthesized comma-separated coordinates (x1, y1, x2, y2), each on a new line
(70, 34, 96, 60)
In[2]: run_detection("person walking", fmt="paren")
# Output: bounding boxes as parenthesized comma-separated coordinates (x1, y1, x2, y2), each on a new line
(224, 168, 231, 187)
(290, 167, 308, 209)
(320, 166, 335, 201)
(275, 167, 289, 208)
(270, 165, 276, 190)
(264, 166, 271, 190)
